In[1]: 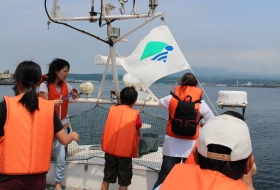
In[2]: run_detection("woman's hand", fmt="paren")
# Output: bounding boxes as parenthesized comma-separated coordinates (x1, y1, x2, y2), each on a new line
(55, 130, 79, 145)
(70, 132, 79, 141)
(53, 99, 63, 106)
(70, 88, 79, 99)
(72, 94, 78, 99)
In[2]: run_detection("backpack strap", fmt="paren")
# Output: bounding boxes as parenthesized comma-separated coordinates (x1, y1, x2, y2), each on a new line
(193, 99, 201, 104)
(170, 91, 182, 101)
(170, 91, 201, 104)
(183, 95, 192, 102)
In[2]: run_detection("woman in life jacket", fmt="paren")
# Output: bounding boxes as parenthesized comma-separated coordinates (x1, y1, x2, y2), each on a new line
(0, 61, 79, 189)
(153, 73, 215, 190)
(38, 58, 78, 190)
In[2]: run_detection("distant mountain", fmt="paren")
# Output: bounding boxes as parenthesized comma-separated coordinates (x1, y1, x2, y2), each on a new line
(73, 66, 280, 80)
(68, 73, 122, 81)
(68, 66, 280, 85)
(169, 67, 280, 80)
(68, 72, 280, 86)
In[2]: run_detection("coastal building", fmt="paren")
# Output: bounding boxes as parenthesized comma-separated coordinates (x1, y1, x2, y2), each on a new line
(245, 82, 252, 86)
(0, 69, 13, 79)
(0, 69, 15, 85)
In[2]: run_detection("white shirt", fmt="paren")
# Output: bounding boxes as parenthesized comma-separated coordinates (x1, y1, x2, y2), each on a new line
(39, 82, 73, 125)
(159, 95, 214, 158)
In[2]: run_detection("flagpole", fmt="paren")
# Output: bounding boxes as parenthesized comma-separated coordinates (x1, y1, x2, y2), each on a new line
(105, 2, 120, 101)
(96, 51, 111, 101)
(146, 88, 159, 101)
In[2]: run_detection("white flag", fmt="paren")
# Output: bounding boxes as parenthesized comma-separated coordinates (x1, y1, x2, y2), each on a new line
(120, 25, 190, 90)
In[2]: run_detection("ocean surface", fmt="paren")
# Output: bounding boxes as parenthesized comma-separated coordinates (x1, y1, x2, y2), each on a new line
(1, 83, 280, 189)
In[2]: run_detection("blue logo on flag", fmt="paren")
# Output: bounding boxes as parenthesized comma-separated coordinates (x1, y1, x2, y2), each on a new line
(140, 41, 174, 63)
(151, 45, 173, 63)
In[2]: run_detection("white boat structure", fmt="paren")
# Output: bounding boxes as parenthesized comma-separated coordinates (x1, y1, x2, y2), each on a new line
(44, 1, 169, 189)
(44, 1, 248, 189)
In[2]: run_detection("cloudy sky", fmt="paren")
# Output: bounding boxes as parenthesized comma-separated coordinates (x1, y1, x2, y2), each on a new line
(1, 0, 279, 76)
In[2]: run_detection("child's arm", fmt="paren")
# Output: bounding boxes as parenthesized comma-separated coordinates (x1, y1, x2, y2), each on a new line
(136, 114, 142, 137)
(55, 130, 79, 145)
(39, 91, 62, 106)
(53, 111, 79, 145)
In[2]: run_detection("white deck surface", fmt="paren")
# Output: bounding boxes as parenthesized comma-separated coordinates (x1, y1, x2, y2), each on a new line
(46, 146, 163, 190)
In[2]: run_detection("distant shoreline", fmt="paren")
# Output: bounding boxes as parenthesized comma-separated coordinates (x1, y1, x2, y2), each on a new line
(1, 81, 279, 89)
(0, 81, 15, 85)
(201, 84, 280, 88)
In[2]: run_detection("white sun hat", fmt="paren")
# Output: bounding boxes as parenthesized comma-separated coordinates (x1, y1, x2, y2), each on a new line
(197, 114, 252, 161)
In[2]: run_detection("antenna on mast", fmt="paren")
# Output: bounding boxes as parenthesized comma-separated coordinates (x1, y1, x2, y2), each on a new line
(89, 0, 98, 22)
(149, 0, 158, 12)
(132, 0, 137, 14)
(44, 0, 165, 106)
(47, 0, 64, 28)
(119, 0, 125, 15)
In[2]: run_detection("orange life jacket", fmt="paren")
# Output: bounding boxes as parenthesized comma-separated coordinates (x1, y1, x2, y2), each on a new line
(0, 95, 54, 175)
(184, 140, 198, 164)
(160, 164, 248, 190)
(102, 105, 140, 158)
(48, 81, 69, 120)
(166, 86, 203, 140)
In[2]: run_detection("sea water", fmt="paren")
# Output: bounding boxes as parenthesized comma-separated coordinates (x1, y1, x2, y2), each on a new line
(1, 83, 279, 189)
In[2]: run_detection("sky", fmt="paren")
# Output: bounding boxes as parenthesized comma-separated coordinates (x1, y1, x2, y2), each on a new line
(1, 0, 280, 77)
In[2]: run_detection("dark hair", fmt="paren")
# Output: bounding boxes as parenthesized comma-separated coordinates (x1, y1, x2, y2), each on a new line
(120, 86, 138, 106)
(179, 73, 198, 86)
(13, 61, 42, 113)
(198, 144, 249, 180)
(221, 111, 245, 121)
(46, 58, 70, 84)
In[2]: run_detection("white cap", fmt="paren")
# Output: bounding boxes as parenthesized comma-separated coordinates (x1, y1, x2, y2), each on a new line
(197, 115, 252, 161)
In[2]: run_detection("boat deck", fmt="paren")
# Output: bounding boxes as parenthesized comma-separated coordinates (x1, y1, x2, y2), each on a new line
(46, 185, 81, 190)
(46, 146, 163, 190)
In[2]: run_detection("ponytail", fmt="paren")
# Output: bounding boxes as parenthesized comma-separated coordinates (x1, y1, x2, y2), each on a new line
(18, 82, 39, 113)
(14, 61, 42, 114)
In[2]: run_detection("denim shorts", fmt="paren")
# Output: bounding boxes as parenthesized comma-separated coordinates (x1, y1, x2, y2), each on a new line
(103, 153, 133, 186)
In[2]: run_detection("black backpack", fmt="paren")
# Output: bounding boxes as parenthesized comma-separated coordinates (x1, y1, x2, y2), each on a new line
(169, 91, 201, 137)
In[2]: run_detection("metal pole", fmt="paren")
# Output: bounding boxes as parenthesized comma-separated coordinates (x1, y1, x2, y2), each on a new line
(113, 15, 161, 44)
(62, 13, 163, 22)
(105, 2, 120, 101)
(110, 46, 120, 100)
(96, 50, 111, 100)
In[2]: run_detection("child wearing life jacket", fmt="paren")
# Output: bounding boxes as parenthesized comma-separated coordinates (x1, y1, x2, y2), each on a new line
(157, 114, 256, 190)
(101, 86, 142, 190)
(183, 111, 257, 190)
(38, 58, 78, 190)
(0, 61, 79, 189)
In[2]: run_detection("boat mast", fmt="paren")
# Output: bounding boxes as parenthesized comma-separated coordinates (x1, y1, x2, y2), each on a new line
(45, 0, 163, 106)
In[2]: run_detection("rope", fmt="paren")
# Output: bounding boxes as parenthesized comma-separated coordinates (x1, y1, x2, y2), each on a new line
(44, 0, 113, 46)
(189, 67, 219, 116)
